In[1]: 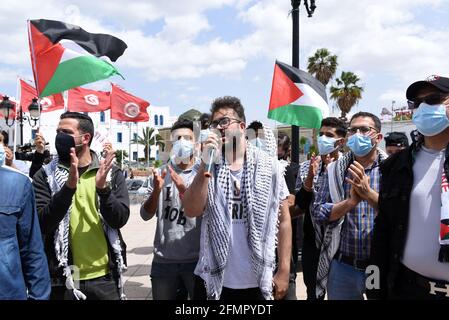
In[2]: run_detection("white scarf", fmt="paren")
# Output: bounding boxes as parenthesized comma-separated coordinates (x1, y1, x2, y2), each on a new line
(201, 142, 283, 300)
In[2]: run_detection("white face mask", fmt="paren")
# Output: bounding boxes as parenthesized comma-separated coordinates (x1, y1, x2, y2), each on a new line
(171, 138, 194, 161)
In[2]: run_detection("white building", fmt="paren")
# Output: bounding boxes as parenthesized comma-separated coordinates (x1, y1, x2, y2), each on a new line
(0, 105, 177, 167)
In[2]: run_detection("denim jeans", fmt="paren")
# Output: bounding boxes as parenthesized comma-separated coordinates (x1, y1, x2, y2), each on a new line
(327, 259, 367, 300)
(193, 275, 265, 300)
(50, 273, 120, 300)
(150, 261, 197, 300)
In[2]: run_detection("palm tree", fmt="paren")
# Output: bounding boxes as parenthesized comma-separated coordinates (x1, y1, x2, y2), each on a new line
(307, 48, 338, 149)
(330, 71, 363, 121)
(307, 48, 338, 86)
(132, 127, 165, 163)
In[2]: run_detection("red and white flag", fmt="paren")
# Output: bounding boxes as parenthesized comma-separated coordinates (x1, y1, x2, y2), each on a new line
(110, 84, 149, 122)
(67, 87, 110, 112)
(20, 79, 64, 113)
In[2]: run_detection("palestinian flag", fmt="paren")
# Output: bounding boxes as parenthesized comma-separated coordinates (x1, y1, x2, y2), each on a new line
(27, 19, 127, 97)
(268, 60, 329, 129)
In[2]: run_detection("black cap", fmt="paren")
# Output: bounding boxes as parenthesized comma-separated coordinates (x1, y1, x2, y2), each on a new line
(406, 75, 449, 100)
(385, 132, 409, 148)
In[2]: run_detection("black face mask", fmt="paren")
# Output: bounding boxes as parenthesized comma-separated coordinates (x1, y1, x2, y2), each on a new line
(55, 132, 75, 163)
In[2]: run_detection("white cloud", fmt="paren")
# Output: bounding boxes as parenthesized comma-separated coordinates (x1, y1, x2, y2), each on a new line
(0, 0, 449, 118)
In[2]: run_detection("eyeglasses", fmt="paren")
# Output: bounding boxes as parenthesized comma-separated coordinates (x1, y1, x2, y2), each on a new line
(209, 117, 242, 129)
(407, 93, 449, 109)
(347, 126, 378, 135)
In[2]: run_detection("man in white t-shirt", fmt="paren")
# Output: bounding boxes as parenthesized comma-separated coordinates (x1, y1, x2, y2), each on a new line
(369, 75, 449, 300)
(183, 96, 291, 300)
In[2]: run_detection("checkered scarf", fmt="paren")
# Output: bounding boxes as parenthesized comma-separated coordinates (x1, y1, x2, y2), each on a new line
(202, 142, 283, 300)
(43, 155, 127, 300)
(315, 148, 387, 298)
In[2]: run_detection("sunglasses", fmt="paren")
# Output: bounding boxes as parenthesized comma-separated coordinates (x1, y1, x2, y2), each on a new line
(347, 126, 378, 135)
(407, 93, 449, 109)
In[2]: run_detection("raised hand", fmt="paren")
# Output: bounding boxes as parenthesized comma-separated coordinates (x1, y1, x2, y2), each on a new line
(202, 131, 220, 165)
(346, 161, 372, 199)
(168, 165, 186, 194)
(4, 146, 14, 167)
(304, 154, 321, 191)
(153, 168, 167, 191)
(35, 129, 46, 154)
(96, 147, 116, 189)
(66, 147, 79, 189)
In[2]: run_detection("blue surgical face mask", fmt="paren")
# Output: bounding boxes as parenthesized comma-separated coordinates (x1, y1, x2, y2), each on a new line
(317, 135, 339, 155)
(0, 144, 5, 166)
(347, 133, 375, 157)
(171, 138, 194, 160)
(412, 102, 449, 137)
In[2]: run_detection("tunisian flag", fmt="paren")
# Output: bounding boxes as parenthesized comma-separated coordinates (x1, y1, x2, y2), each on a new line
(20, 79, 64, 113)
(110, 84, 149, 122)
(67, 87, 110, 112)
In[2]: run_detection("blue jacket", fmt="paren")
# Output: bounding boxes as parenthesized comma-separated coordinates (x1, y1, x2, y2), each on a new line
(0, 166, 50, 300)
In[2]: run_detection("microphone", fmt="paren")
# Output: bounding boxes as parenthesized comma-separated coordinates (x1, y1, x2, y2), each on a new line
(204, 148, 215, 178)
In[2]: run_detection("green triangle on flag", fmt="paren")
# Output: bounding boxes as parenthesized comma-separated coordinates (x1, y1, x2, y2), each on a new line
(28, 19, 127, 97)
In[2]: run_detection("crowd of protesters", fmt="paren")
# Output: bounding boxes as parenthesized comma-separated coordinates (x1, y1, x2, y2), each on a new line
(1, 75, 449, 300)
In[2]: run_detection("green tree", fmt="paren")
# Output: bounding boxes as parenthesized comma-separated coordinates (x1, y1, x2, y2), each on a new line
(132, 127, 165, 163)
(307, 48, 339, 148)
(307, 48, 338, 86)
(115, 150, 128, 168)
(178, 108, 202, 121)
(330, 71, 364, 121)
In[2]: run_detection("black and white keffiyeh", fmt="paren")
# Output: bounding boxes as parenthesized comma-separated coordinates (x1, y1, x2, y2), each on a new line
(315, 148, 387, 298)
(201, 142, 284, 300)
(43, 156, 127, 300)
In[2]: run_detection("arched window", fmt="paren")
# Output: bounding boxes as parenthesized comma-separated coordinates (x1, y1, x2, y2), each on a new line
(100, 111, 105, 123)
(154, 115, 158, 126)
(159, 115, 164, 126)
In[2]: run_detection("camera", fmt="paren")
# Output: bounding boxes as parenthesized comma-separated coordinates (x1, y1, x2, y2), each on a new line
(15, 143, 50, 161)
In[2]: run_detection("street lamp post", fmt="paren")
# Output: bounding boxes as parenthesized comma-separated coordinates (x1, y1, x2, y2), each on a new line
(0, 96, 40, 145)
(390, 100, 396, 133)
(290, 0, 317, 164)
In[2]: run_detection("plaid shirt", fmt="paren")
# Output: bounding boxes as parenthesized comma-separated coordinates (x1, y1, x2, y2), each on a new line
(312, 157, 382, 260)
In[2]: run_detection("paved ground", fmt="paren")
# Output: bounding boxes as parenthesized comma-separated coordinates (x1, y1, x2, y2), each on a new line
(121, 203, 307, 300)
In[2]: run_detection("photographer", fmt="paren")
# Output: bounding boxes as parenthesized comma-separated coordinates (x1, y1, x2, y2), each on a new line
(29, 130, 51, 178)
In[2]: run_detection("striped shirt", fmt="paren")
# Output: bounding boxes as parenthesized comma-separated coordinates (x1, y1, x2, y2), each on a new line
(312, 157, 382, 260)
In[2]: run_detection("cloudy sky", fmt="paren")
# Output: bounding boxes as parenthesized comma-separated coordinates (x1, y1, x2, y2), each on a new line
(1, 0, 449, 125)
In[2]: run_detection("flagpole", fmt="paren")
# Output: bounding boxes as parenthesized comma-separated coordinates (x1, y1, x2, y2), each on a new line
(291, 1, 300, 164)
(64, 91, 68, 112)
(27, 20, 40, 98)
(13, 76, 20, 156)
(128, 122, 131, 169)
